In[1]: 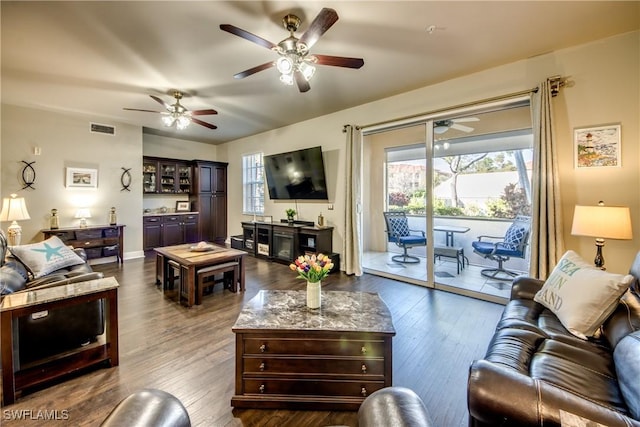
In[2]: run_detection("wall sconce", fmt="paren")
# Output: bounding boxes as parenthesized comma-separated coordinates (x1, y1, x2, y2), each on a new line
(0, 194, 31, 246)
(571, 201, 632, 269)
(75, 208, 92, 228)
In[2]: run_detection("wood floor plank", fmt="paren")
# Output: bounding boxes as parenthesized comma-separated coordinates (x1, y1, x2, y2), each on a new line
(1, 253, 503, 426)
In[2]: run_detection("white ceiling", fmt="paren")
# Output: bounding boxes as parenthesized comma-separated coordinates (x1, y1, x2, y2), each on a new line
(2, 1, 638, 145)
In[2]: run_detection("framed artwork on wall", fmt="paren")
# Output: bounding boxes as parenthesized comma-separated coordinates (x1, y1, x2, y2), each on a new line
(176, 201, 190, 212)
(66, 167, 98, 188)
(574, 124, 621, 168)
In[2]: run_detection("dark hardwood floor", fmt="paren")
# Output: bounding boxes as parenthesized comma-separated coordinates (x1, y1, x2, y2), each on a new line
(1, 253, 504, 426)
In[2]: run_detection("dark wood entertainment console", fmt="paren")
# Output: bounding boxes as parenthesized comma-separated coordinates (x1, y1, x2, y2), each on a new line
(240, 220, 336, 266)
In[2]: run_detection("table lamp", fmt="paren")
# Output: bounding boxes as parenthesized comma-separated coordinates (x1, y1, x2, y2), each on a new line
(75, 208, 91, 228)
(571, 202, 632, 269)
(0, 194, 31, 246)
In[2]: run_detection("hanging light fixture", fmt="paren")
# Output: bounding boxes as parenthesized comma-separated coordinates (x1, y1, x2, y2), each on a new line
(160, 92, 192, 130)
(272, 14, 317, 87)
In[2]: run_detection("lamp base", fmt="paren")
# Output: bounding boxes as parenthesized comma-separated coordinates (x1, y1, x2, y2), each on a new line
(594, 238, 605, 270)
(7, 221, 22, 246)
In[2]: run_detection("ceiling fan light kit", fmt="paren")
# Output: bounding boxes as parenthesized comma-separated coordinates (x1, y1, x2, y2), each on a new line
(124, 90, 217, 131)
(221, 8, 364, 93)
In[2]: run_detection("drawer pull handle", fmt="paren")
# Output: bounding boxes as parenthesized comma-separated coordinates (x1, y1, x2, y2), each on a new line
(259, 344, 267, 353)
(259, 384, 265, 394)
(259, 362, 265, 371)
(361, 364, 367, 374)
(361, 346, 367, 355)
(361, 387, 367, 397)
(84, 242, 91, 245)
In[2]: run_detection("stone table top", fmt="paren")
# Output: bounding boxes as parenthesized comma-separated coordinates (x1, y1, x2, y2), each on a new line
(1, 276, 119, 311)
(232, 290, 396, 334)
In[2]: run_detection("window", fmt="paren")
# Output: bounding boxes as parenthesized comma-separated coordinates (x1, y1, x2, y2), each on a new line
(242, 153, 264, 214)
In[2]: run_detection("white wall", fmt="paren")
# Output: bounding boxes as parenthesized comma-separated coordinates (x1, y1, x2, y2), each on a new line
(219, 31, 640, 275)
(1, 105, 144, 258)
(143, 133, 217, 160)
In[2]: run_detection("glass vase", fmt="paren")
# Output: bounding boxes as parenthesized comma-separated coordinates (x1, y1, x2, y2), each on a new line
(306, 280, 321, 309)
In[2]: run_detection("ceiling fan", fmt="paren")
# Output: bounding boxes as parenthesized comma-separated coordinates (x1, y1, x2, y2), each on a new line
(433, 117, 480, 134)
(220, 8, 364, 93)
(123, 91, 217, 130)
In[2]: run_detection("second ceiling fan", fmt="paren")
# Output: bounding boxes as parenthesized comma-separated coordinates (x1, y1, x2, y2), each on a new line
(220, 8, 364, 93)
(123, 91, 217, 130)
(434, 117, 480, 134)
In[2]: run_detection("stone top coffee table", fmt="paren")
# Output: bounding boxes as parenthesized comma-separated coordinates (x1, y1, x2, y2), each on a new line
(231, 290, 396, 410)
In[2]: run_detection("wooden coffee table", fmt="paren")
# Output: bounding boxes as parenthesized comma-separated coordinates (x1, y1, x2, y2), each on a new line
(231, 290, 396, 410)
(154, 243, 246, 307)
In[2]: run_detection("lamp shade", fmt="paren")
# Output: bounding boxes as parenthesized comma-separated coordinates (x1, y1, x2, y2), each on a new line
(571, 205, 632, 240)
(75, 208, 92, 219)
(0, 194, 31, 222)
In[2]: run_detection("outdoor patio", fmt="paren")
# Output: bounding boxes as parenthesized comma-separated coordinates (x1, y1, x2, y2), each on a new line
(362, 216, 530, 303)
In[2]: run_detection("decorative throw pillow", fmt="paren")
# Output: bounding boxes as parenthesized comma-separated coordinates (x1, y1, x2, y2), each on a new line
(503, 224, 526, 250)
(9, 236, 85, 279)
(389, 217, 409, 237)
(534, 250, 634, 339)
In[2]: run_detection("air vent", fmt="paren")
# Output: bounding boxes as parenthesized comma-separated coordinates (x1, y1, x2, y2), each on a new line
(90, 123, 115, 135)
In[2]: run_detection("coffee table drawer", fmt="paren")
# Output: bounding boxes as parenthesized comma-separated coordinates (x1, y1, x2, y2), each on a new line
(242, 378, 385, 398)
(243, 357, 385, 376)
(243, 337, 386, 357)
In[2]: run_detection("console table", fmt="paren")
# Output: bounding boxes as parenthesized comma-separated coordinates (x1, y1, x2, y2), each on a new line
(43, 224, 125, 264)
(240, 220, 335, 265)
(231, 290, 395, 410)
(0, 277, 119, 404)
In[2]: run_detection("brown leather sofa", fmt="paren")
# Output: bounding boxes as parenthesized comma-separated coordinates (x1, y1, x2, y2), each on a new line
(100, 389, 191, 427)
(358, 387, 434, 427)
(468, 252, 640, 427)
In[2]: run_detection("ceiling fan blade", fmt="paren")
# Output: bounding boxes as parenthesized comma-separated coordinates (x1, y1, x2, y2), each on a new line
(453, 117, 480, 123)
(122, 108, 161, 113)
(191, 109, 218, 116)
(234, 61, 275, 79)
(191, 117, 217, 130)
(313, 54, 364, 69)
(150, 95, 171, 110)
(451, 123, 475, 133)
(220, 24, 277, 50)
(294, 71, 311, 93)
(299, 8, 339, 50)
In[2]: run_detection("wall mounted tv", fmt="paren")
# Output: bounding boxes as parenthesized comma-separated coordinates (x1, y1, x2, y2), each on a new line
(263, 146, 329, 200)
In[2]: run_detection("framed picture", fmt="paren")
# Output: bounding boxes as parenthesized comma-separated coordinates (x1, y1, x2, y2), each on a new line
(574, 124, 621, 168)
(176, 201, 190, 212)
(66, 167, 98, 188)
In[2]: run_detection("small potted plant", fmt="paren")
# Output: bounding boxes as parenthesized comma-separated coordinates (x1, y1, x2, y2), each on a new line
(285, 208, 296, 224)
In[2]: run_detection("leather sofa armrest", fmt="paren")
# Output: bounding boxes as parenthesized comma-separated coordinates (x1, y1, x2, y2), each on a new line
(25, 272, 104, 292)
(510, 276, 544, 301)
(468, 360, 640, 427)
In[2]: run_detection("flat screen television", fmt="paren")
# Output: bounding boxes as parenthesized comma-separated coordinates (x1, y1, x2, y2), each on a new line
(263, 146, 329, 200)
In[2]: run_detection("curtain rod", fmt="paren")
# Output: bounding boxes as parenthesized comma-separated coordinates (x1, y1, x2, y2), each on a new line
(357, 87, 537, 132)
(348, 76, 568, 133)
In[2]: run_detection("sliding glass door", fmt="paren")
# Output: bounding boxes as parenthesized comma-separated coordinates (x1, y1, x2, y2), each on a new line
(431, 106, 533, 301)
(362, 124, 429, 286)
(361, 99, 533, 303)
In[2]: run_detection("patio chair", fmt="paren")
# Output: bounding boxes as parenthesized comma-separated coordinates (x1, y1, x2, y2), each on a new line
(471, 215, 531, 281)
(383, 211, 427, 264)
